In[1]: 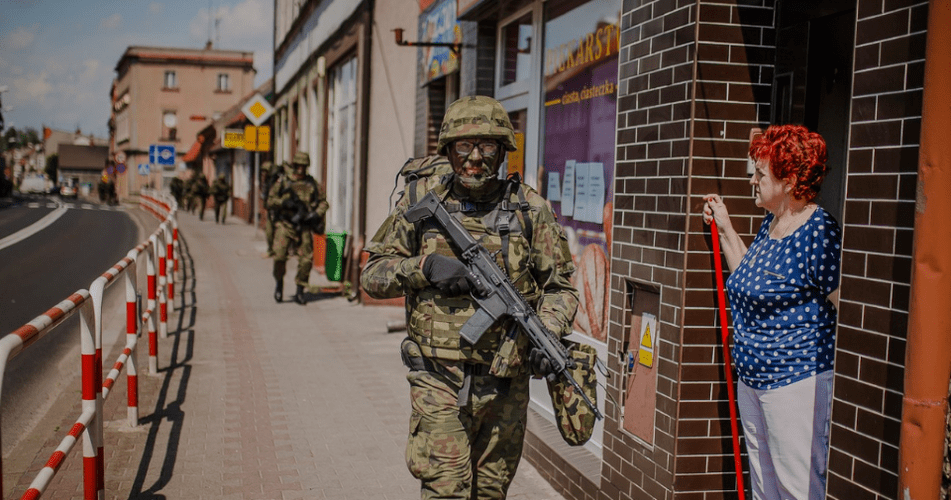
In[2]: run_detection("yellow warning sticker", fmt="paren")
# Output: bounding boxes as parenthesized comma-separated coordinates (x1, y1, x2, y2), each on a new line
(638, 313, 657, 368)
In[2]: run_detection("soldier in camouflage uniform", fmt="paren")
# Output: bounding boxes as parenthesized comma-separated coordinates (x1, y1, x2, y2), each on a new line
(183, 174, 196, 213)
(361, 95, 578, 500)
(191, 172, 211, 220)
(261, 161, 284, 257)
(267, 152, 328, 305)
(210, 173, 231, 224)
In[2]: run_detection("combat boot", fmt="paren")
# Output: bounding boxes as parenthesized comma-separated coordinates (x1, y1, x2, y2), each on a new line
(293, 285, 306, 305)
(274, 279, 283, 303)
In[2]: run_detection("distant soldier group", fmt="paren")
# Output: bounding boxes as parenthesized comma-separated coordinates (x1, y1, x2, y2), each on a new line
(171, 170, 231, 223)
(170, 156, 328, 307)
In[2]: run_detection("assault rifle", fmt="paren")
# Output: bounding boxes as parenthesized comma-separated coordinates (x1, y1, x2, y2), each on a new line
(280, 186, 324, 232)
(405, 191, 602, 420)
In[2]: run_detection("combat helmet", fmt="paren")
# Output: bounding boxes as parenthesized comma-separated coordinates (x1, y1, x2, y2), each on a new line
(292, 151, 310, 165)
(436, 96, 517, 156)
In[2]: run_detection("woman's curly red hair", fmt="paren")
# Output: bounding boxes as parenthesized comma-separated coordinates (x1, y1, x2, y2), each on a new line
(749, 124, 829, 202)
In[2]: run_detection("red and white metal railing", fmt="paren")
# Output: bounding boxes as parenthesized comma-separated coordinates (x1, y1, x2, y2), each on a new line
(1, 190, 180, 499)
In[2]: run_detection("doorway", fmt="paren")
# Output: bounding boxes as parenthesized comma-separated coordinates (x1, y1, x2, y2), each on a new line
(772, 1, 855, 219)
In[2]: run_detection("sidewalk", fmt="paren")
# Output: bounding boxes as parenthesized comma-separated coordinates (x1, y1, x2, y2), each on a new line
(5, 208, 566, 499)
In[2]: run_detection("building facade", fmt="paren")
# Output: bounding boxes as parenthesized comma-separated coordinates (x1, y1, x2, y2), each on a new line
(396, 0, 949, 499)
(109, 45, 256, 199)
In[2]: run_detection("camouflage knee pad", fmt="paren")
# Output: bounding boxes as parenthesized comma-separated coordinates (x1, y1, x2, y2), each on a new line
(405, 365, 529, 500)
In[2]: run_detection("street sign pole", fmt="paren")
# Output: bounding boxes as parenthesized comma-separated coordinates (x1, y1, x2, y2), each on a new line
(241, 93, 274, 240)
(253, 152, 260, 236)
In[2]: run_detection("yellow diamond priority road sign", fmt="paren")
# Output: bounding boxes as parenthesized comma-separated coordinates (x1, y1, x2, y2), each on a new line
(241, 93, 274, 127)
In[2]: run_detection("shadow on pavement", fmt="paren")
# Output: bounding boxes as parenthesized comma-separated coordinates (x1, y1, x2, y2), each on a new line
(126, 233, 196, 500)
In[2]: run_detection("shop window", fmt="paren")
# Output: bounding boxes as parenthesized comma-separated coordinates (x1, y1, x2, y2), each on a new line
(500, 12, 533, 86)
(163, 70, 177, 89)
(161, 111, 178, 141)
(326, 55, 358, 233)
(532, 0, 620, 457)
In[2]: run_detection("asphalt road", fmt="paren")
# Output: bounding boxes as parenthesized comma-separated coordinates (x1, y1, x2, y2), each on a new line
(0, 195, 146, 456)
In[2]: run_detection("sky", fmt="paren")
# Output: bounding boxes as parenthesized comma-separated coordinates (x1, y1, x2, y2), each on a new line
(0, 0, 273, 141)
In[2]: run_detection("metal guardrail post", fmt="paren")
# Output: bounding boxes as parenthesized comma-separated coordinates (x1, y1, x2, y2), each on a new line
(147, 234, 159, 375)
(172, 219, 180, 276)
(124, 250, 140, 426)
(157, 229, 168, 339)
(164, 224, 175, 312)
(83, 282, 104, 500)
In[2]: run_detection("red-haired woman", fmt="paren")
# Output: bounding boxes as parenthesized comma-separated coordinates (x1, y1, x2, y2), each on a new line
(703, 124, 842, 500)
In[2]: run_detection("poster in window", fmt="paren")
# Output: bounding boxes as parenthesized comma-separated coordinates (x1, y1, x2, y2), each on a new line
(419, 0, 461, 83)
(541, 0, 619, 342)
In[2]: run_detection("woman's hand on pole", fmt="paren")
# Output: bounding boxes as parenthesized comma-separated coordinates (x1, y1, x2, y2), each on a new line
(703, 194, 746, 272)
(703, 194, 732, 231)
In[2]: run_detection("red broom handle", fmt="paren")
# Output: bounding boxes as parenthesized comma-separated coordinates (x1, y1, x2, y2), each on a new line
(710, 220, 746, 500)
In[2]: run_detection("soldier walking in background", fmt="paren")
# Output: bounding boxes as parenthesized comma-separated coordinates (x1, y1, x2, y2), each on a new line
(169, 176, 185, 209)
(361, 96, 579, 500)
(192, 173, 211, 220)
(261, 161, 283, 257)
(266, 152, 328, 305)
(211, 173, 231, 224)
(183, 173, 196, 213)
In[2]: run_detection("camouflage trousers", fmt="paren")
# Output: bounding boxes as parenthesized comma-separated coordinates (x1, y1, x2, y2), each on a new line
(214, 201, 227, 223)
(406, 360, 529, 500)
(272, 223, 313, 286)
(265, 212, 275, 255)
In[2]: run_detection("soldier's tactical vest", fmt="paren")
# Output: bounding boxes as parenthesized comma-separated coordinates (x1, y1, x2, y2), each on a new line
(401, 158, 537, 364)
(274, 176, 319, 221)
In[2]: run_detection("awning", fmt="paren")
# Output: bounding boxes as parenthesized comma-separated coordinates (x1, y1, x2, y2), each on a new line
(182, 139, 202, 163)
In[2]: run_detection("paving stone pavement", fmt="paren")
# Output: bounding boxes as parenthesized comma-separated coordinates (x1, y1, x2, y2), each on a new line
(3, 207, 567, 500)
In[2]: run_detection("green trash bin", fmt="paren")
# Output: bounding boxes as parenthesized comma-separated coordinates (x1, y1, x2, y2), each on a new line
(325, 231, 347, 282)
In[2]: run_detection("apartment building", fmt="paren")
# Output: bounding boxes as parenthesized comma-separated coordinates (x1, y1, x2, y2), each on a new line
(109, 44, 256, 198)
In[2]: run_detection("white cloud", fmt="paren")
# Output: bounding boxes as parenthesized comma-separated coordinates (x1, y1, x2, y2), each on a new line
(187, 0, 272, 83)
(100, 13, 123, 30)
(10, 71, 53, 104)
(4, 24, 39, 51)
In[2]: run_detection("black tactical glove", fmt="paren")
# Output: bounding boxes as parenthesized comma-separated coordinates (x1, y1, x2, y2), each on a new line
(529, 347, 552, 378)
(422, 254, 473, 296)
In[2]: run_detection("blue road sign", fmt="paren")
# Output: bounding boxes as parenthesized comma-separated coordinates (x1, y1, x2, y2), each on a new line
(138, 164, 150, 175)
(156, 145, 175, 166)
(149, 145, 176, 165)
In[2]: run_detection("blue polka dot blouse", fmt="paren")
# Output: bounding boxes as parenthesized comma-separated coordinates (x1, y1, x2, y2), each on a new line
(725, 207, 842, 390)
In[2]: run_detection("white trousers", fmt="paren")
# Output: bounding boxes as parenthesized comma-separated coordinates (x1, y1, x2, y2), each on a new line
(737, 371, 834, 500)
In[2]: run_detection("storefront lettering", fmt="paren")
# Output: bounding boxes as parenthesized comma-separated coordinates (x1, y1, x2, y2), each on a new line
(545, 24, 618, 77)
(549, 80, 616, 107)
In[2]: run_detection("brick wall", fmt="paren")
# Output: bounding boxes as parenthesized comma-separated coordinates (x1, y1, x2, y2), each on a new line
(826, 1, 927, 498)
(606, 0, 775, 498)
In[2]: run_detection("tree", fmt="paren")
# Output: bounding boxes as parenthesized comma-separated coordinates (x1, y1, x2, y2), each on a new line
(1, 127, 40, 150)
(45, 153, 58, 181)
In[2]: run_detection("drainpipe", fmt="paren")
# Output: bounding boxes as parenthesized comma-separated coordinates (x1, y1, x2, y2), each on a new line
(897, 0, 951, 498)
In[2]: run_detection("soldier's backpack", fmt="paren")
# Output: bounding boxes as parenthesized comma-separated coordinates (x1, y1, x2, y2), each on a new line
(389, 155, 453, 208)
